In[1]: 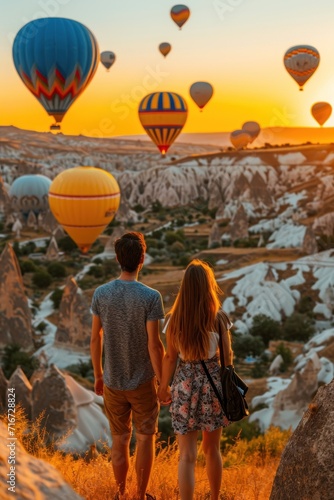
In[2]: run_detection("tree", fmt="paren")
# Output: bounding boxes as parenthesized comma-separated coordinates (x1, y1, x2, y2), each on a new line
(47, 262, 67, 278)
(249, 314, 282, 347)
(50, 288, 64, 309)
(275, 343, 293, 372)
(2, 344, 40, 379)
(233, 334, 265, 359)
(32, 270, 52, 289)
(281, 313, 315, 342)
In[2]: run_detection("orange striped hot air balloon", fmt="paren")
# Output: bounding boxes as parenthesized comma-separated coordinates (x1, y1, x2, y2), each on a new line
(311, 102, 332, 126)
(159, 42, 172, 57)
(49, 166, 120, 253)
(283, 45, 320, 91)
(170, 5, 190, 29)
(138, 91, 188, 155)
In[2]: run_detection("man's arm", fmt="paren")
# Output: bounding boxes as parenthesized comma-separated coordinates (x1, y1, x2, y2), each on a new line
(90, 314, 104, 395)
(147, 319, 165, 384)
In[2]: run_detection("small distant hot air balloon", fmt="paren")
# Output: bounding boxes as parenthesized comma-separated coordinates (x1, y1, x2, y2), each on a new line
(12, 18, 99, 130)
(159, 43, 172, 58)
(9, 174, 51, 217)
(49, 166, 120, 253)
(189, 82, 213, 110)
(170, 5, 190, 29)
(242, 121, 261, 143)
(283, 45, 320, 91)
(100, 51, 116, 71)
(311, 102, 332, 126)
(138, 92, 188, 155)
(230, 130, 251, 150)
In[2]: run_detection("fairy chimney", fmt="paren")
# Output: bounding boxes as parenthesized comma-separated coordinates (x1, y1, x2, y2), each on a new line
(54, 277, 91, 351)
(8, 367, 32, 419)
(229, 204, 249, 242)
(45, 236, 59, 261)
(302, 225, 318, 255)
(0, 244, 33, 350)
(208, 222, 222, 248)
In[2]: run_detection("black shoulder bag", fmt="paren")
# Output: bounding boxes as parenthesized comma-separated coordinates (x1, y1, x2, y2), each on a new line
(201, 313, 249, 422)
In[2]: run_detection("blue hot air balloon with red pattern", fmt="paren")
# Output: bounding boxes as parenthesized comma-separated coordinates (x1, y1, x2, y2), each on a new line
(138, 92, 188, 155)
(12, 18, 99, 130)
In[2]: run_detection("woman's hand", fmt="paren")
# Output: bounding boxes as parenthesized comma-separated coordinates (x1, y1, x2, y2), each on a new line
(158, 385, 172, 405)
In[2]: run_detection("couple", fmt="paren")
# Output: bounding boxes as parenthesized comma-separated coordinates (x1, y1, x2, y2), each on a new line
(90, 232, 233, 500)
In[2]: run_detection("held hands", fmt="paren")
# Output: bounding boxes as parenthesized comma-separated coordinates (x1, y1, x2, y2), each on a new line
(157, 385, 172, 406)
(94, 376, 104, 396)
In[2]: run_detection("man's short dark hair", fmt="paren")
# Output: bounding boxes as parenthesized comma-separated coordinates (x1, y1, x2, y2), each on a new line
(114, 232, 147, 272)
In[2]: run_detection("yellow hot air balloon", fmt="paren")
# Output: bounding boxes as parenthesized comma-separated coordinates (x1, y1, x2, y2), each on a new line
(138, 91, 188, 155)
(311, 102, 332, 126)
(283, 45, 320, 91)
(230, 130, 251, 150)
(189, 82, 213, 110)
(159, 43, 172, 57)
(170, 5, 190, 29)
(49, 166, 120, 253)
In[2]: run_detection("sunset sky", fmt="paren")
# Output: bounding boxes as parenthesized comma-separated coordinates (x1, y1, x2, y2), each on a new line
(1, 0, 334, 137)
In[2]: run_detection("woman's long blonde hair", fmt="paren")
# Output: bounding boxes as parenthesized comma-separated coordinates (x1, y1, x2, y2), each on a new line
(167, 259, 223, 361)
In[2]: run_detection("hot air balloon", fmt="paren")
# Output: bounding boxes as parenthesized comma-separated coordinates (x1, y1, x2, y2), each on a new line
(100, 51, 116, 70)
(311, 102, 332, 126)
(230, 130, 251, 150)
(170, 5, 190, 29)
(189, 82, 213, 110)
(48, 166, 120, 254)
(138, 92, 188, 155)
(159, 43, 172, 58)
(12, 18, 99, 130)
(242, 121, 261, 143)
(283, 45, 320, 91)
(9, 175, 52, 217)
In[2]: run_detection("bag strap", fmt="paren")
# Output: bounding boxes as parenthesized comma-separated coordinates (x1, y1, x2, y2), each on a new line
(200, 360, 224, 407)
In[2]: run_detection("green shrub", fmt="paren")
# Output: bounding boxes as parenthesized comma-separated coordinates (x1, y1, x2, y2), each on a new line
(2, 344, 40, 379)
(20, 259, 36, 274)
(275, 343, 293, 372)
(281, 313, 315, 342)
(47, 262, 67, 278)
(32, 270, 52, 289)
(58, 236, 77, 252)
(50, 288, 64, 309)
(233, 334, 265, 359)
(249, 314, 282, 347)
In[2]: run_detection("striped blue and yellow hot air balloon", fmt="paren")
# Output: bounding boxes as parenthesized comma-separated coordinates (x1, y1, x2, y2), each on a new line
(170, 5, 190, 29)
(12, 18, 99, 130)
(49, 166, 120, 254)
(138, 92, 188, 155)
(283, 45, 320, 91)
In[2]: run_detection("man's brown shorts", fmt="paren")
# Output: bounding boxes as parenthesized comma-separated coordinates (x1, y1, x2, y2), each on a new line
(103, 378, 159, 435)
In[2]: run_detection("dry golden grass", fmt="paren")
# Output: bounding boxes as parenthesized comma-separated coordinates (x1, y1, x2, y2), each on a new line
(2, 409, 291, 500)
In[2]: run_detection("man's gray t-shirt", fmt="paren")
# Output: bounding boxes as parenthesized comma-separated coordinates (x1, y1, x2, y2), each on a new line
(91, 279, 164, 391)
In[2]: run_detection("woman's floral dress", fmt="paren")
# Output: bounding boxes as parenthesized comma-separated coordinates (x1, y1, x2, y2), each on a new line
(170, 355, 230, 435)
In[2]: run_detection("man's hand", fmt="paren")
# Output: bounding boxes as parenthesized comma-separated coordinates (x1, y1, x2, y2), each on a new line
(94, 376, 104, 396)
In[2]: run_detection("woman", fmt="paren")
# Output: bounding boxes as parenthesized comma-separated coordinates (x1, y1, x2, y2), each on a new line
(158, 259, 233, 500)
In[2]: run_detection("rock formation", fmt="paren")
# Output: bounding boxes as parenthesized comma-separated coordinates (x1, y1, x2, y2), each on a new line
(0, 421, 84, 500)
(270, 379, 334, 500)
(39, 209, 58, 233)
(270, 357, 319, 429)
(45, 236, 59, 261)
(0, 368, 8, 411)
(302, 225, 318, 255)
(208, 222, 221, 248)
(27, 210, 37, 229)
(54, 277, 91, 351)
(229, 204, 249, 242)
(8, 367, 32, 420)
(0, 175, 10, 214)
(0, 244, 33, 350)
(12, 218, 22, 238)
(32, 364, 77, 437)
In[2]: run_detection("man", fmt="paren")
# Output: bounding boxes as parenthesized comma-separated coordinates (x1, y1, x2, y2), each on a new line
(90, 232, 165, 500)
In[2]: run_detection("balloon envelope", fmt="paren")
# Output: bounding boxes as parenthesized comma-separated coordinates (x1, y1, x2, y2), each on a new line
(311, 102, 332, 126)
(138, 92, 188, 155)
(100, 51, 116, 70)
(49, 166, 120, 253)
(12, 18, 99, 128)
(159, 43, 172, 57)
(189, 82, 213, 110)
(230, 130, 251, 150)
(9, 174, 51, 217)
(170, 5, 190, 29)
(283, 45, 320, 90)
(242, 121, 261, 143)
